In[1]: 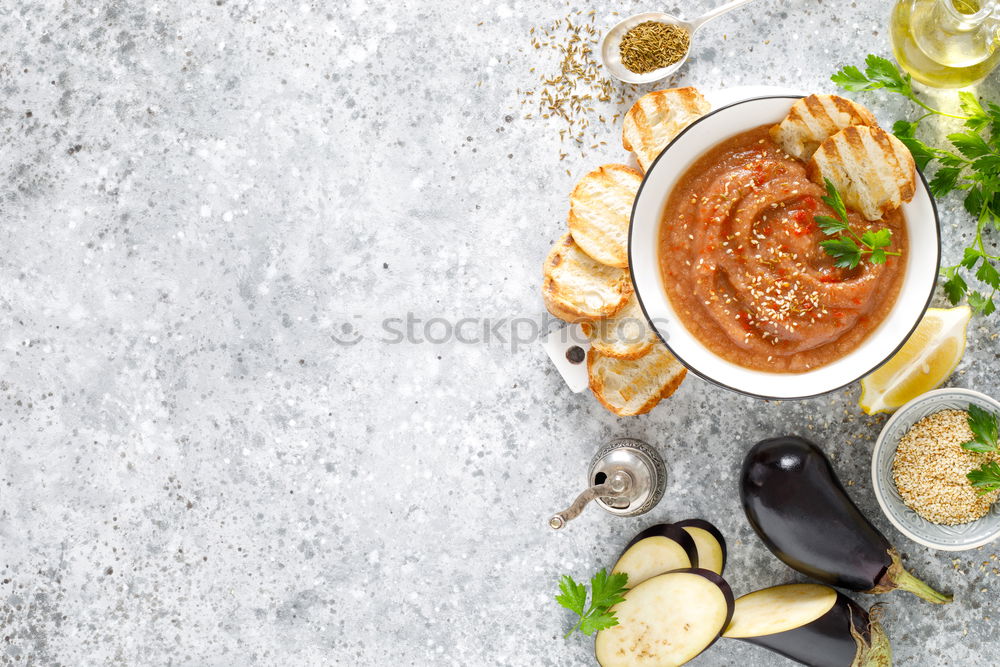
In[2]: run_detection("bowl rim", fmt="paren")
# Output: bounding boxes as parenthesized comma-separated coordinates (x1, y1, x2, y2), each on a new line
(627, 94, 941, 401)
(871, 387, 1000, 551)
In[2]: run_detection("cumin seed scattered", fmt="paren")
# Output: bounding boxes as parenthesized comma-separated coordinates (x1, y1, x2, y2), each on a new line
(619, 21, 690, 74)
(521, 11, 633, 158)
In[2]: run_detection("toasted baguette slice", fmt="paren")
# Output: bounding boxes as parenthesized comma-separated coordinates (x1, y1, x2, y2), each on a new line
(588, 342, 687, 416)
(581, 294, 657, 360)
(568, 164, 642, 268)
(809, 125, 916, 221)
(543, 233, 633, 323)
(622, 87, 710, 172)
(769, 94, 877, 160)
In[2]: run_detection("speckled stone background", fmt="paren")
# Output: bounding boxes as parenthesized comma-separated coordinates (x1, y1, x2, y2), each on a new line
(2, 0, 998, 665)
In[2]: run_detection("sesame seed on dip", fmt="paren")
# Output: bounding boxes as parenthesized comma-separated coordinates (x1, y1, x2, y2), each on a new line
(892, 409, 1000, 525)
(659, 125, 906, 372)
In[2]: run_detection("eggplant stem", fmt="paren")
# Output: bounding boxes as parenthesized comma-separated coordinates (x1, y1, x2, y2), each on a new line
(870, 550, 952, 604)
(890, 565, 952, 604)
(850, 608, 892, 667)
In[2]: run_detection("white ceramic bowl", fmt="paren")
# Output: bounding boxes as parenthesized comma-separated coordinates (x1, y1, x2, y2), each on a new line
(628, 94, 940, 399)
(871, 388, 1000, 551)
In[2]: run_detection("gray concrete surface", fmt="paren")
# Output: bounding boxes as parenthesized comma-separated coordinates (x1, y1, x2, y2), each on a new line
(1, 0, 998, 664)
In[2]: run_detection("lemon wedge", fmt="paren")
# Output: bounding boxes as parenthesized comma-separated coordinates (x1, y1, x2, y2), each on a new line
(859, 306, 972, 415)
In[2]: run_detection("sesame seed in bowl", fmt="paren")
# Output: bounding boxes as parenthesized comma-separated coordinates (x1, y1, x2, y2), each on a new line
(892, 409, 1000, 525)
(872, 388, 1000, 551)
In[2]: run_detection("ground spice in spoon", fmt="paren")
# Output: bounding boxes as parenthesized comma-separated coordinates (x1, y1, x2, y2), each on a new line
(619, 21, 690, 74)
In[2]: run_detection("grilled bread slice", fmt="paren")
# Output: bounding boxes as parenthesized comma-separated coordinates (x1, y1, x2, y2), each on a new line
(543, 233, 633, 322)
(588, 342, 687, 416)
(581, 293, 657, 360)
(770, 94, 878, 160)
(568, 164, 642, 268)
(622, 87, 710, 172)
(809, 124, 916, 221)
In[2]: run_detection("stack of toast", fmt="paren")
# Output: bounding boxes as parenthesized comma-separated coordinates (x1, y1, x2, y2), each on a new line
(542, 87, 710, 416)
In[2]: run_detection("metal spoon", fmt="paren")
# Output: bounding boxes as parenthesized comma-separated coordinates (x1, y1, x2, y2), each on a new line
(601, 0, 755, 84)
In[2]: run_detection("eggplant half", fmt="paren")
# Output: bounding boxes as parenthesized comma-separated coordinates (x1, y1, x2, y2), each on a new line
(741, 436, 951, 604)
(596, 569, 735, 667)
(612, 523, 698, 588)
(674, 518, 727, 575)
(723, 583, 891, 667)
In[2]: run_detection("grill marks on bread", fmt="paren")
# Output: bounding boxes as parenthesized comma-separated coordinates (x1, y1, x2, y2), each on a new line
(568, 164, 642, 268)
(588, 342, 687, 416)
(542, 233, 633, 322)
(581, 293, 657, 360)
(809, 125, 916, 221)
(770, 94, 878, 161)
(623, 87, 710, 172)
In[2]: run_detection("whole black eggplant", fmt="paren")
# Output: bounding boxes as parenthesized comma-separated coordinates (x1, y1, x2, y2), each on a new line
(741, 436, 951, 604)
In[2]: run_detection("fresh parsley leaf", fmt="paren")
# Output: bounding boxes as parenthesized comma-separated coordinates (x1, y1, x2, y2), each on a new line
(579, 612, 620, 636)
(976, 259, 1000, 289)
(892, 116, 957, 170)
(949, 131, 992, 159)
(821, 237, 862, 269)
(961, 404, 999, 452)
(964, 187, 986, 219)
(556, 575, 587, 614)
(961, 247, 984, 269)
(893, 119, 919, 138)
(973, 154, 1000, 174)
(861, 228, 892, 264)
(943, 272, 969, 304)
(820, 178, 848, 222)
(986, 100, 1000, 138)
(863, 54, 914, 97)
(968, 461, 1000, 495)
(959, 91, 987, 117)
(557, 570, 628, 639)
(862, 228, 893, 249)
(938, 151, 969, 168)
(968, 290, 997, 315)
(815, 215, 849, 235)
(959, 91, 990, 131)
(894, 133, 938, 170)
(589, 569, 628, 607)
(929, 166, 962, 198)
(962, 441, 997, 453)
(831, 64, 877, 91)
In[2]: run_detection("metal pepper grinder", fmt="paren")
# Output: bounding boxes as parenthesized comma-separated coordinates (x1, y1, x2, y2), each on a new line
(549, 438, 666, 529)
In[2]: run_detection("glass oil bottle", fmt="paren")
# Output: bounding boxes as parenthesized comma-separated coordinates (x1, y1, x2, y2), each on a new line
(891, 0, 1000, 87)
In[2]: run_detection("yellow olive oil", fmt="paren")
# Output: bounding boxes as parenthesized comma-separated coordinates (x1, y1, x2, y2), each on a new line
(891, 0, 1000, 88)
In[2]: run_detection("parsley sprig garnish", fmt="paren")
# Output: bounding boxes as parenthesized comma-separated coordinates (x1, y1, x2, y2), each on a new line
(814, 178, 899, 269)
(556, 569, 628, 638)
(959, 404, 1000, 494)
(832, 55, 1000, 315)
